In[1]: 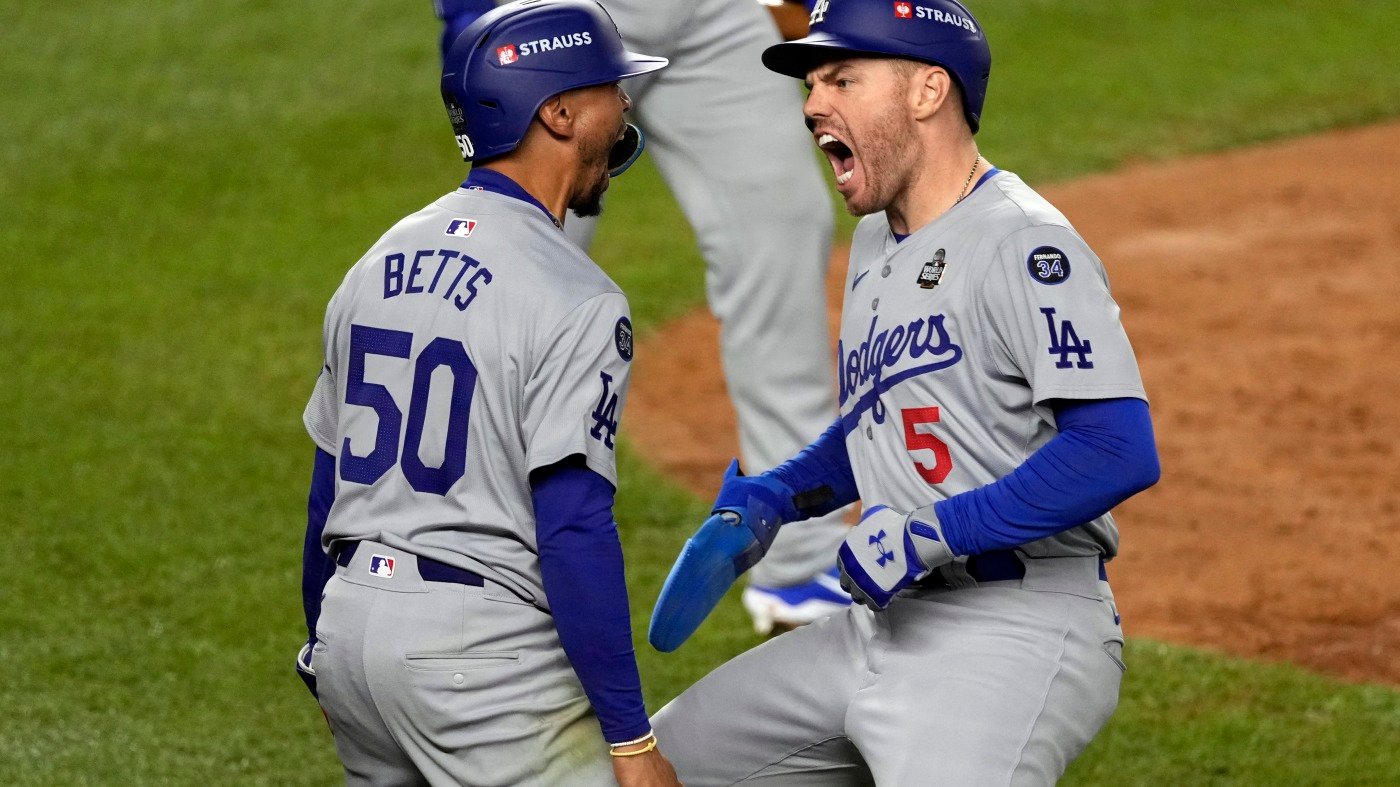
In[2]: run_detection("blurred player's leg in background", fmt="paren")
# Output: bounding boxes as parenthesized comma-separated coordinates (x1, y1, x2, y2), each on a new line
(600, 0, 849, 624)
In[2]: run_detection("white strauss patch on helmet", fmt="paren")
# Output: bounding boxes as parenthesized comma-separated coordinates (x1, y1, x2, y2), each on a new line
(912, 6, 978, 32)
(518, 31, 594, 57)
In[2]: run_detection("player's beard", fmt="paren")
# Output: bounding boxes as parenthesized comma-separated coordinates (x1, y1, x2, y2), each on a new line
(569, 129, 615, 218)
(843, 96, 920, 217)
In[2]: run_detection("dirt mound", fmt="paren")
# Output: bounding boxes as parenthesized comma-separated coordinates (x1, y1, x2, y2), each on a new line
(625, 122, 1400, 685)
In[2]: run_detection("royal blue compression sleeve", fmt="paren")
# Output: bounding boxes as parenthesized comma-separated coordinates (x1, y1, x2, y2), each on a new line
(935, 398, 1160, 556)
(301, 448, 337, 640)
(533, 457, 650, 744)
(766, 419, 861, 520)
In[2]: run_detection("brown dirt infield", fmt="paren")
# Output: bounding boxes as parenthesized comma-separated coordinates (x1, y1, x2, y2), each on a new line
(625, 122, 1400, 685)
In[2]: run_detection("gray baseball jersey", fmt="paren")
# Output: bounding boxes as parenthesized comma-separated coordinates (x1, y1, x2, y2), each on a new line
(304, 186, 634, 608)
(839, 169, 1146, 562)
(653, 170, 1139, 783)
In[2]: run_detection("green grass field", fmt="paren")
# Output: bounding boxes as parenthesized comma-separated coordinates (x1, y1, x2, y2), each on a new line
(3, 0, 1399, 782)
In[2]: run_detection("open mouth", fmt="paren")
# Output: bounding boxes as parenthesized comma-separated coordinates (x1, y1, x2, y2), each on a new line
(607, 123, 644, 177)
(817, 132, 856, 186)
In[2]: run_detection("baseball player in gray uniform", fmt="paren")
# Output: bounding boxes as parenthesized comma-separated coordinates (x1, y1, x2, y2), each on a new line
(295, 2, 683, 784)
(649, 0, 1161, 783)
(435, 0, 854, 634)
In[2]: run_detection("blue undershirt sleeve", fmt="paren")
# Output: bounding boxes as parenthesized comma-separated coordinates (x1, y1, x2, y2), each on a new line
(532, 456, 650, 744)
(766, 419, 861, 521)
(301, 448, 338, 641)
(935, 398, 1160, 556)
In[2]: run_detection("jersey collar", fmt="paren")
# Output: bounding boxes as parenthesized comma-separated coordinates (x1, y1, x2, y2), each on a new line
(461, 167, 561, 228)
(891, 167, 1002, 244)
(970, 166, 1001, 194)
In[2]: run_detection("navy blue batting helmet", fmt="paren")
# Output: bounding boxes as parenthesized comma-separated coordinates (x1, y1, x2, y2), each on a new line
(763, 0, 991, 133)
(441, 0, 667, 167)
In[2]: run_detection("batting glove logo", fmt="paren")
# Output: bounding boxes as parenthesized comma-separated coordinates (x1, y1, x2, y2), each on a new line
(496, 45, 518, 65)
(869, 530, 895, 567)
(894, 2, 913, 20)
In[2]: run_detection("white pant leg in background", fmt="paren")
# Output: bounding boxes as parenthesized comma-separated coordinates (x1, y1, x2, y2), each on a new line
(584, 0, 848, 586)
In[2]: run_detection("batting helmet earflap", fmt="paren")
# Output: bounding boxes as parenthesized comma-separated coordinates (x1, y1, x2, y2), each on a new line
(441, 0, 668, 164)
(763, 0, 991, 133)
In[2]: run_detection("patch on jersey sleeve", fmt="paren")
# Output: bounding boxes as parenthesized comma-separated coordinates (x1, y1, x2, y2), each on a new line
(1026, 246, 1070, 285)
(590, 371, 620, 449)
(444, 218, 478, 238)
(1040, 307, 1094, 368)
(614, 316, 634, 362)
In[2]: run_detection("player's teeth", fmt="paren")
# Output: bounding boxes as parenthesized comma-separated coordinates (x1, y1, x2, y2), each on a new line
(818, 133, 837, 147)
(837, 170, 853, 185)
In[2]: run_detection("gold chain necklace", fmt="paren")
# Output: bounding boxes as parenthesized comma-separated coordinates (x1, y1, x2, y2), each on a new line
(955, 153, 983, 205)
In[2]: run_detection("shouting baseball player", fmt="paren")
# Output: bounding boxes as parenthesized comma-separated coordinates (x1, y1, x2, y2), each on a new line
(648, 0, 1161, 783)
(295, 2, 682, 783)
(434, 0, 854, 635)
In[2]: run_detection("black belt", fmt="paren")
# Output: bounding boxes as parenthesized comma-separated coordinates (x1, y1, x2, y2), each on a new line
(335, 542, 485, 587)
(915, 549, 1026, 589)
(915, 552, 1110, 589)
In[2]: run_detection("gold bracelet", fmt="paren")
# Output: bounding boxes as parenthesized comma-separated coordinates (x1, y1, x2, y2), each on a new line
(608, 736, 658, 757)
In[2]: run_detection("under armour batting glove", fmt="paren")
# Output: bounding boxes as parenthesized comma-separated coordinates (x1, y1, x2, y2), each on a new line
(837, 504, 956, 609)
(710, 459, 794, 574)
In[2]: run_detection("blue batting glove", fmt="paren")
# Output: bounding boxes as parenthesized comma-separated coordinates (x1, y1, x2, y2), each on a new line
(710, 459, 794, 573)
(837, 504, 956, 609)
(295, 639, 318, 699)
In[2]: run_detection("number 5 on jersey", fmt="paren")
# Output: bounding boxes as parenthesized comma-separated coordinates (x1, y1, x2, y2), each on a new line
(340, 324, 478, 495)
(902, 406, 952, 484)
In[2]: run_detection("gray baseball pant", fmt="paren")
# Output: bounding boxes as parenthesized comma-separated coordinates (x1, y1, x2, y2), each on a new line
(652, 556, 1125, 785)
(313, 542, 614, 786)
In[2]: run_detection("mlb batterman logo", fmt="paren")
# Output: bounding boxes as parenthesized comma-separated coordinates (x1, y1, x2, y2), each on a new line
(497, 44, 518, 65)
(369, 555, 396, 578)
(894, 1, 913, 19)
(445, 218, 478, 238)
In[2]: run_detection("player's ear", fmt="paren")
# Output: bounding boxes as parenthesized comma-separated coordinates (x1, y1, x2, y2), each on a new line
(536, 94, 577, 140)
(910, 66, 951, 122)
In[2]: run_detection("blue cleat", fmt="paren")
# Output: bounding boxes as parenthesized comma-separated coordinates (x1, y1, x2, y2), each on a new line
(741, 566, 851, 635)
